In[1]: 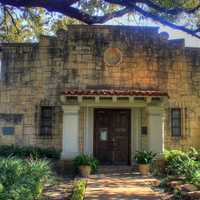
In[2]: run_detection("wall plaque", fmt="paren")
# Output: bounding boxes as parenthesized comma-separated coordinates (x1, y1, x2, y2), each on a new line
(141, 126, 148, 135)
(100, 128, 108, 141)
(104, 48, 122, 66)
(2, 127, 15, 135)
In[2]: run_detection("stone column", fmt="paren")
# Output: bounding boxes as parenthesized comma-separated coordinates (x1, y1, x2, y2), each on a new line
(147, 107, 165, 155)
(61, 105, 80, 159)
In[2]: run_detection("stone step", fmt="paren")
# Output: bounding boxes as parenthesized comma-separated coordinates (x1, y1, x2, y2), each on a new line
(98, 165, 136, 174)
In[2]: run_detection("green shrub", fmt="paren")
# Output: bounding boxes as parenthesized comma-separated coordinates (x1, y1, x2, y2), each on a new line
(164, 149, 200, 188)
(0, 145, 61, 160)
(0, 157, 53, 200)
(191, 171, 200, 186)
(183, 159, 200, 181)
(188, 147, 200, 161)
(164, 149, 189, 161)
(134, 150, 157, 164)
(73, 154, 99, 173)
(164, 150, 190, 176)
(70, 180, 86, 200)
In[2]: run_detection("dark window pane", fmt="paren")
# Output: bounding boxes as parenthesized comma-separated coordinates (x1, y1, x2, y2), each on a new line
(40, 106, 53, 136)
(172, 110, 181, 118)
(172, 128, 181, 136)
(172, 119, 180, 127)
(171, 108, 181, 137)
(42, 108, 52, 118)
(42, 120, 52, 126)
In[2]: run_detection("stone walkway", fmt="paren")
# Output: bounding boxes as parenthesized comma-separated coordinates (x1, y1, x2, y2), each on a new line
(85, 172, 165, 200)
(42, 177, 73, 200)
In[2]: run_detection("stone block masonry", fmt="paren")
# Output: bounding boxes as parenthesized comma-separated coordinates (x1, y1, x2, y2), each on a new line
(0, 25, 200, 151)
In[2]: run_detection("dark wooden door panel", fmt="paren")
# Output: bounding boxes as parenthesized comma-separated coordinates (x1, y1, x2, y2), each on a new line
(94, 109, 130, 165)
(94, 110, 113, 164)
(112, 110, 130, 165)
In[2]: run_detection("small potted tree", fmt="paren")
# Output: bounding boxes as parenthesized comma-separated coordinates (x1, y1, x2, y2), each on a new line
(135, 150, 156, 176)
(73, 154, 99, 177)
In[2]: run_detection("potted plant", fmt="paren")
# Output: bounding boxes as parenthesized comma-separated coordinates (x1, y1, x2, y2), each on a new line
(73, 154, 99, 177)
(135, 150, 156, 176)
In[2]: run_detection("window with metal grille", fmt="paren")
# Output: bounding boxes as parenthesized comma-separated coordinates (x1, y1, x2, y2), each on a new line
(171, 108, 182, 137)
(40, 106, 53, 136)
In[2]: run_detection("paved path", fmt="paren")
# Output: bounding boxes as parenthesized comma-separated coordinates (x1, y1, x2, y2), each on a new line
(85, 172, 164, 200)
(42, 177, 73, 200)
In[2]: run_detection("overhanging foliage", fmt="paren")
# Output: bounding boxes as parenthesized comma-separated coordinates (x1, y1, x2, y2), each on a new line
(0, 0, 200, 40)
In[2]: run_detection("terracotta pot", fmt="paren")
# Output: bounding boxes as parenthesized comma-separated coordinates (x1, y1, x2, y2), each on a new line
(138, 164, 150, 176)
(79, 165, 91, 177)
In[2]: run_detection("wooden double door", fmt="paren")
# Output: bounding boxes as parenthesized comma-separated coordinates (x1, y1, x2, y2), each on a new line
(94, 109, 131, 165)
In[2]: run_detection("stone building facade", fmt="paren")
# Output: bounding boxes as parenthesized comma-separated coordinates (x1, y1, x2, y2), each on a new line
(0, 25, 200, 164)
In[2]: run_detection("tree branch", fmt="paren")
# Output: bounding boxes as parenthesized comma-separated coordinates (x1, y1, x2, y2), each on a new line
(0, 0, 200, 39)
(0, 0, 129, 24)
(133, 5, 200, 39)
(3, 7, 8, 36)
(4, 6, 20, 34)
(66, 0, 79, 6)
(92, 8, 130, 24)
(106, 0, 200, 15)
(134, 0, 200, 15)
(0, 0, 92, 23)
(105, 0, 200, 39)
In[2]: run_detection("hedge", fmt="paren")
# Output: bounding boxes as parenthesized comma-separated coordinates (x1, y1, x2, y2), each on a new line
(0, 145, 61, 160)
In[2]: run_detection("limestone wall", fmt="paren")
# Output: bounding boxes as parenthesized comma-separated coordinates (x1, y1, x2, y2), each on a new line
(0, 25, 200, 151)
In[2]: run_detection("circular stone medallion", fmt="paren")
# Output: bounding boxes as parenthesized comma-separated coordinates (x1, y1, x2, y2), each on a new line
(104, 48, 122, 66)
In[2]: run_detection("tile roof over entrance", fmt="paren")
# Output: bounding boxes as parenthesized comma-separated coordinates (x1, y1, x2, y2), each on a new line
(63, 89, 168, 97)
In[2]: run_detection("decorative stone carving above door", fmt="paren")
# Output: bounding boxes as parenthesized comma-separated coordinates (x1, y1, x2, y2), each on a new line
(104, 48, 122, 66)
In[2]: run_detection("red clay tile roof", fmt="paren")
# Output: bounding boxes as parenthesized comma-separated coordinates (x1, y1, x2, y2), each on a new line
(63, 89, 168, 97)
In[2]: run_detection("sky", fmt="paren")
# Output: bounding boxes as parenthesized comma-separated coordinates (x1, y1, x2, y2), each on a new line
(159, 25, 200, 47)
(106, 14, 200, 48)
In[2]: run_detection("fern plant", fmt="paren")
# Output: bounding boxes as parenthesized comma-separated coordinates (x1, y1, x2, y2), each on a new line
(135, 150, 156, 164)
(73, 154, 99, 173)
